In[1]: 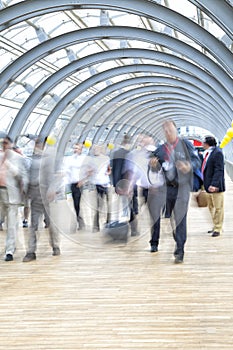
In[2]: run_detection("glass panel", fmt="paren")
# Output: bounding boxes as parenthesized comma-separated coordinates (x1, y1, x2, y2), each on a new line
(0, 0, 231, 149)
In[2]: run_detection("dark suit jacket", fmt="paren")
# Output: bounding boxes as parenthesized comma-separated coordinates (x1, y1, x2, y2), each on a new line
(203, 147, 225, 193)
(110, 147, 130, 188)
(154, 137, 201, 190)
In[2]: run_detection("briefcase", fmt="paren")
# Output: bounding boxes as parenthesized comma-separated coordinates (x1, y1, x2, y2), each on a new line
(103, 221, 129, 242)
(196, 190, 208, 207)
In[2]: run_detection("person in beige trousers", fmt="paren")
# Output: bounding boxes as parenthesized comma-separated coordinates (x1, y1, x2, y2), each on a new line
(0, 136, 28, 261)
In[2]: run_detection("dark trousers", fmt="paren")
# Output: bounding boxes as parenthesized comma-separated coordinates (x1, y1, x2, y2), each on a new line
(71, 183, 85, 228)
(132, 185, 139, 216)
(147, 186, 166, 247)
(93, 185, 110, 230)
(142, 187, 148, 204)
(166, 185, 190, 257)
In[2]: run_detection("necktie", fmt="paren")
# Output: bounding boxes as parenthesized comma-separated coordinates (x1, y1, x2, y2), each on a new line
(201, 152, 209, 174)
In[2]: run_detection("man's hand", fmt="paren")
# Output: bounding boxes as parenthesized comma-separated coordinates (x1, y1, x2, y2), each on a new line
(208, 186, 219, 193)
(176, 160, 191, 174)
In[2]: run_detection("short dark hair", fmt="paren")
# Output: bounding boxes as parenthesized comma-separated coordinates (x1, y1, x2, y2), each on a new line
(121, 134, 131, 145)
(162, 119, 177, 129)
(4, 135, 13, 144)
(203, 136, 217, 147)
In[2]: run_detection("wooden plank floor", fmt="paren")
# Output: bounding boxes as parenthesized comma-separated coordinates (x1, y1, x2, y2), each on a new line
(0, 176, 233, 349)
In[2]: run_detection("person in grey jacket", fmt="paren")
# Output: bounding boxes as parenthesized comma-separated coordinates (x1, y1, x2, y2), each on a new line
(148, 119, 201, 263)
(23, 137, 61, 262)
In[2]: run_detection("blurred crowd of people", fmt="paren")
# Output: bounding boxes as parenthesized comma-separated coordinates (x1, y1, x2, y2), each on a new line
(0, 118, 225, 264)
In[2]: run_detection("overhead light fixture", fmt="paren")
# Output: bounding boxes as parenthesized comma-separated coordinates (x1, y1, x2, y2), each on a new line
(24, 83, 34, 94)
(100, 10, 110, 26)
(35, 27, 48, 42)
(51, 94, 60, 103)
(88, 66, 97, 75)
(66, 48, 76, 62)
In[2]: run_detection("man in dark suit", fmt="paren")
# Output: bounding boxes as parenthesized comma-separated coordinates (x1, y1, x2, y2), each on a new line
(202, 136, 225, 237)
(110, 134, 139, 236)
(148, 119, 201, 263)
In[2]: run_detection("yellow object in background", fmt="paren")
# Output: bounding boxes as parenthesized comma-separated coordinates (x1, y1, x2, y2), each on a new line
(83, 139, 92, 148)
(220, 127, 233, 148)
(222, 135, 231, 143)
(226, 127, 233, 138)
(46, 135, 56, 145)
(107, 142, 114, 150)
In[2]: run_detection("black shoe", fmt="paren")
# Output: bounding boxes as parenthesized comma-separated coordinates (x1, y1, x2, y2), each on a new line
(174, 255, 183, 264)
(212, 231, 220, 237)
(52, 247, 61, 256)
(5, 254, 13, 261)
(23, 252, 36, 262)
(22, 220, 28, 228)
(208, 229, 213, 233)
(150, 245, 158, 253)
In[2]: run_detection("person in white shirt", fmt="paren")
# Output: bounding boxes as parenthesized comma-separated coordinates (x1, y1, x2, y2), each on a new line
(0, 136, 28, 261)
(65, 143, 93, 230)
(91, 144, 111, 232)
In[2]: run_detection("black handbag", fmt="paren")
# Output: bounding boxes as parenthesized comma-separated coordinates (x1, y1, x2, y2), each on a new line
(103, 221, 129, 241)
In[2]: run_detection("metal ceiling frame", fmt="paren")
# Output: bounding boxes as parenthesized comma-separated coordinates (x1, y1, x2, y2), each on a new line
(0, 0, 232, 74)
(92, 91, 225, 144)
(0, 0, 232, 159)
(58, 83, 225, 156)
(2, 28, 231, 139)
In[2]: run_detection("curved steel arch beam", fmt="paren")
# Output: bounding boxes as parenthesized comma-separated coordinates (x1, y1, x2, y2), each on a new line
(88, 77, 225, 135)
(96, 101, 214, 144)
(123, 111, 224, 143)
(189, 0, 233, 39)
(101, 93, 221, 143)
(93, 90, 222, 144)
(0, 26, 233, 98)
(108, 111, 220, 146)
(9, 47, 232, 139)
(0, 0, 232, 74)
(99, 94, 221, 143)
(90, 89, 223, 144)
(141, 111, 225, 140)
(127, 106, 222, 138)
(1, 26, 232, 98)
(40, 64, 227, 138)
(126, 106, 226, 140)
(58, 87, 219, 156)
(93, 96, 211, 143)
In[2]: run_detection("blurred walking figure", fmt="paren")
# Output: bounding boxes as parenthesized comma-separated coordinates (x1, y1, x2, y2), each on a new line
(23, 137, 61, 262)
(148, 119, 201, 263)
(92, 144, 111, 232)
(110, 134, 139, 236)
(65, 142, 93, 230)
(202, 136, 225, 237)
(0, 136, 28, 261)
(131, 133, 157, 205)
(13, 145, 31, 228)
